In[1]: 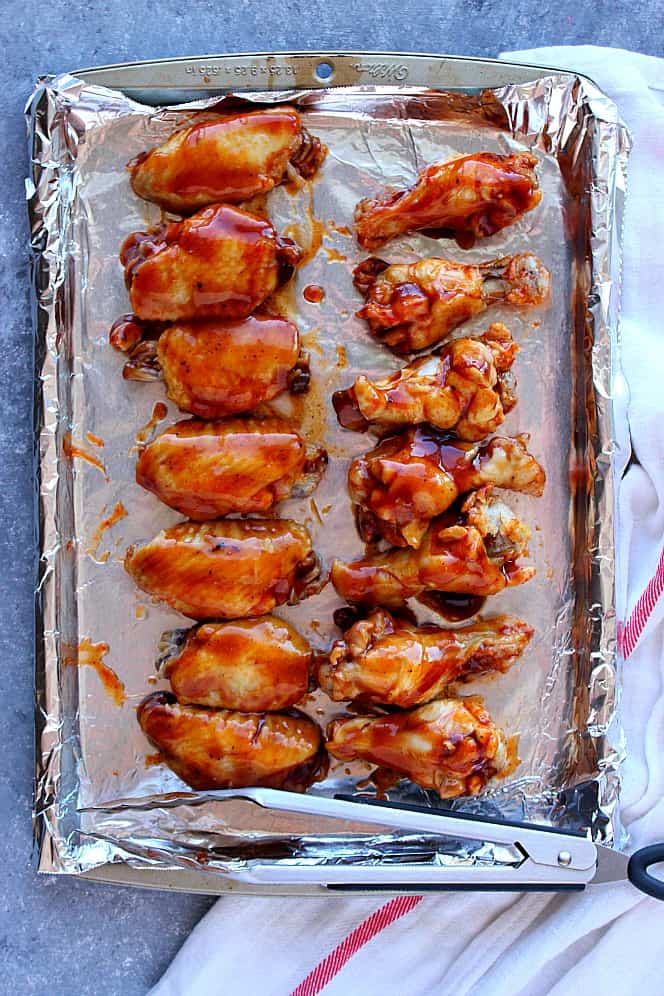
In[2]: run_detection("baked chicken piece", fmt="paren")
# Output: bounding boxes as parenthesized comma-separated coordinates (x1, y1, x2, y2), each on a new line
(331, 488, 534, 607)
(350, 428, 545, 548)
(120, 204, 302, 323)
(353, 252, 550, 353)
(326, 697, 510, 798)
(128, 107, 325, 213)
(139, 692, 326, 791)
(333, 323, 518, 438)
(355, 151, 541, 251)
(318, 609, 533, 707)
(125, 519, 320, 620)
(163, 617, 312, 711)
(113, 315, 310, 417)
(136, 417, 327, 520)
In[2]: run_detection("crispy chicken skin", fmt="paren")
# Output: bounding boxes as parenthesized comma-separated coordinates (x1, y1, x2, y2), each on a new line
(164, 617, 312, 711)
(354, 253, 550, 353)
(125, 519, 319, 620)
(355, 151, 541, 251)
(350, 429, 545, 548)
(127, 107, 325, 213)
(113, 315, 309, 416)
(326, 696, 509, 798)
(120, 204, 302, 323)
(331, 488, 534, 607)
(333, 323, 518, 438)
(318, 610, 533, 707)
(138, 692, 327, 791)
(136, 417, 327, 520)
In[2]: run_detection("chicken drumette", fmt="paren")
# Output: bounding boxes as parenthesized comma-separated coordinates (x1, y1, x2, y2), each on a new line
(136, 417, 327, 520)
(125, 519, 319, 620)
(128, 107, 326, 214)
(350, 428, 545, 548)
(318, 609, 533, 707)
(139, 692, 327, 791)
(112, 314, 310, 417)
(354, 252, 550, 353)
(163, 616, 312, 712)
(331, 488, 534, 607)
(333, 323, 518, 438)
(326, 697, 511, 798)
(120, 204, 302, 323)
(355, 151, 541, 251)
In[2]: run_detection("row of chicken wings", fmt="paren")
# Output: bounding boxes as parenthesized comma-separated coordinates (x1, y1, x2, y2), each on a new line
(107, 105, 549, 800)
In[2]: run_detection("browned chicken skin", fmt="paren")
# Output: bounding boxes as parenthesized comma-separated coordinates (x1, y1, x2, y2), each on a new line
(125, 519, 320, 620)
(128, 107, 326, 214)
(355, 151, 542, 251)
(112, 315, 310, 416)
(354, 253, 550, 353)
(326, 697, 510, 798)
(333, 323, 518, 439)
(136, 417, 327, 521)
(350, 429, 545, 548)
(139, 692, 327, 791)
(318, 609, 533, 707)
(120, 204, 302, 323)
(332, 488, 534, 607)
(164, 617, 312, 711)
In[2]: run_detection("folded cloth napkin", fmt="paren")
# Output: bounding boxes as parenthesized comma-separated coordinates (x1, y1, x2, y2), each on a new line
(151, 47, 664, 996)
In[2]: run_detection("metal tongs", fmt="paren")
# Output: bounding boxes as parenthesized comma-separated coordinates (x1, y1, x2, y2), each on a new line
(212, 789, 664, 898)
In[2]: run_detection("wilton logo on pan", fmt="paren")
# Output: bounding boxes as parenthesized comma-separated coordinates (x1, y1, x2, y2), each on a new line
(353, 63, 409, 80)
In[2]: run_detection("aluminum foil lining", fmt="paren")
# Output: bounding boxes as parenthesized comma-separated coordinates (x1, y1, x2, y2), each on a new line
(27, 67, 631, 880)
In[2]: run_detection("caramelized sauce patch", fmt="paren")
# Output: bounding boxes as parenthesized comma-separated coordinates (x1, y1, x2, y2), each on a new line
(63, 433, 108, 480)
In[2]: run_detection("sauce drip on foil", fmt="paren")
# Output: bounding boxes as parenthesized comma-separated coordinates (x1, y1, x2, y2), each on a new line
(66, 638, 126, 707)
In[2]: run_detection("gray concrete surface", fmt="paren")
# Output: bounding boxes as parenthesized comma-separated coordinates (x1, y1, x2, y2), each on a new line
(1, 3, 661, 994)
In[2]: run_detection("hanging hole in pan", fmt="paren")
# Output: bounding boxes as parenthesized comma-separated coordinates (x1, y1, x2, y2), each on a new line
(315, 61, 334, 83)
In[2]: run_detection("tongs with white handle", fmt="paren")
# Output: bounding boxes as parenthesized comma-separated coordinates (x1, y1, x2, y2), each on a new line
(210, 788, 664, 897)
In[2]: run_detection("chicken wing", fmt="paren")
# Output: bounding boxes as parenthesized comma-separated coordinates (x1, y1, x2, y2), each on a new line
(128, 107, 326, 214)
(120, 204, 302, 323)
(125, 519, 320, 620)
(333, 323, 518, 439)
(164, 617, 312, 711)
(331, 488, 534, 607)
(318, 609, 533, 707)
(326, 697, 510, 798)
(138, 692, 327, 791)
(355, 151, 541, 251)
(114, 314, 310, 416)
(350, 429, 545, 548)
(136, 417, 327, 520)
(354, 252, 550, 353)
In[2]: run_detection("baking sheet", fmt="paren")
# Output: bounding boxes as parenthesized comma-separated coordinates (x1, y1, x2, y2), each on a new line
(27, 63, 630, 880)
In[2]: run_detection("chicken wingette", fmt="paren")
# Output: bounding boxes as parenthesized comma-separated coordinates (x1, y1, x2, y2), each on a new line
(333, 324, 518, 437)
(355, 151, 541, 251)
(136, 417, 327, 520)
(125, 519, 319, 620)
(139, 692, 327, 791)
(128, 107, 325, 213)
(354, 253, 550, 353)
(112, 314, 310, 416)
(120, 204, 302, 323)
(163, 617, 312, 711)
(350, 429, 545, 548)
(318, 609, 533, 707)
(331, 488, 534, 607)
(326, 697, 511, 798)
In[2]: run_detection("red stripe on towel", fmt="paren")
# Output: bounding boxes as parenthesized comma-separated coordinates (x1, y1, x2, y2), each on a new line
(291, 895, 423, 996)
(620, 546, 664, 658)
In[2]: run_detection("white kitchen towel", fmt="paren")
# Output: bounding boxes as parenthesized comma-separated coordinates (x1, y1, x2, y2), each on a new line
(151, 47, 664, 996)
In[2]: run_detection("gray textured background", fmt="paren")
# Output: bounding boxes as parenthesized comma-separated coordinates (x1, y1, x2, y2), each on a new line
(1, 3, 660, 994)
